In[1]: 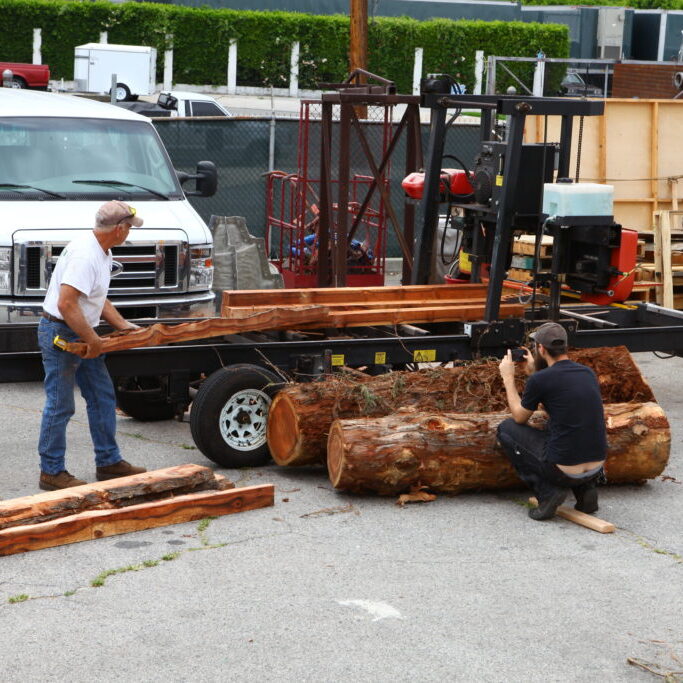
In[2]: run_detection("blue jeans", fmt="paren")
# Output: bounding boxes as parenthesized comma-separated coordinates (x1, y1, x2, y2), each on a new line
(38, 318, 122, 475)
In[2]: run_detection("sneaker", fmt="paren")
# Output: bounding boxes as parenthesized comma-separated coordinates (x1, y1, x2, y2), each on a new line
(96, 460, 147, 481)
(573, 483, 599, 514)
(529, 489, 568, 521)
(39, 470, 87, 491)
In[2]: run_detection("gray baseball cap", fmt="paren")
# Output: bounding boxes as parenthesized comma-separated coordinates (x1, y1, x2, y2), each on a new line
(530, 322, 568, 349)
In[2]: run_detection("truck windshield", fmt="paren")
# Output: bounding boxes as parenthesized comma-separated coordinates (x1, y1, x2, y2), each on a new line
(0, 117, 182, 199)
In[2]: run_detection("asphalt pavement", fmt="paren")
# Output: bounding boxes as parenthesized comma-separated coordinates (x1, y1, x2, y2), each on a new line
(0, 351, 681, 682)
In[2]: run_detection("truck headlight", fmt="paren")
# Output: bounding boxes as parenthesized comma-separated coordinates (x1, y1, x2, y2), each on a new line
(189, 246, 213, 291)
(0, 248, 11, 295)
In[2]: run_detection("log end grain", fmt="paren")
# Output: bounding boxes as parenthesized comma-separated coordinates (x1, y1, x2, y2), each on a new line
(267, 391, 303, 466)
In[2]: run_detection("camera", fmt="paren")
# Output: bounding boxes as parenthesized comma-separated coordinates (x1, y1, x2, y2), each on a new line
(511, 348, 527, 362)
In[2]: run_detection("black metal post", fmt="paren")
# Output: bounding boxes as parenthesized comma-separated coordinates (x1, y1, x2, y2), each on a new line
(412, 105, 448, 284)
(484, 106, 528, 321)
(317, 101, 334, 286)
(402, 104, 422, 284)
(557, 115, 573, 179)
(334, 103, 352, 287)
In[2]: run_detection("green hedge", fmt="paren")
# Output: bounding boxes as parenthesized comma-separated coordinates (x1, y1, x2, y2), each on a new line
(0, 0, 569, 92)
(523, 0, 682, 7)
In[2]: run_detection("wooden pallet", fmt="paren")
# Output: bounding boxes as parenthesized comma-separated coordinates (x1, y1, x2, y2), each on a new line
(0, 465, 274, 556)
(512, 234, 553, 258)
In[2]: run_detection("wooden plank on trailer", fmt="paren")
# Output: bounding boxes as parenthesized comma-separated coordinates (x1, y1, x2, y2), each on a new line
(296, 302, 525, 328)
(660, 211, 674, 309)
(222, 284, 489, 308)
(222, 297, 506, 314)
(528, 497, 615, 534)
(0, 485, 274, 557)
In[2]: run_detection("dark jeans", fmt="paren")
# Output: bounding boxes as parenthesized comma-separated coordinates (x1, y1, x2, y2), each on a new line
(496, 418, 601, 501)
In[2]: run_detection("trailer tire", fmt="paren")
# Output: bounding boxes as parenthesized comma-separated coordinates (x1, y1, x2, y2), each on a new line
(115, 376, 176, 422)
(110, 82, 131, 102)
(190, 364, 283, 468)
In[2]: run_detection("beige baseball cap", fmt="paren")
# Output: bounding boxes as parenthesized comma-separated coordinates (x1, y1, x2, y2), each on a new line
(96, 200, 144, 228)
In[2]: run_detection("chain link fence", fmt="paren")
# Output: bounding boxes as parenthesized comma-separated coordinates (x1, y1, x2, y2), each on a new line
(154, 114, 486, 257)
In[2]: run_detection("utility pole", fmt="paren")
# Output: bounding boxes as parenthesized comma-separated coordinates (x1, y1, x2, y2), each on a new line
(349, 0, 368, 77)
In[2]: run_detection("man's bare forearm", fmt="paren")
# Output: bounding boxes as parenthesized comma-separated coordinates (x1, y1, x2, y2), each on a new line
(503, 376, 530, 424)
(59, 300, 99, 343)
(101, 299, 135, 331)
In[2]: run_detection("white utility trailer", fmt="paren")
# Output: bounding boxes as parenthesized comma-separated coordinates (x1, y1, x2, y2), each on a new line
(74, 43, 156, 101)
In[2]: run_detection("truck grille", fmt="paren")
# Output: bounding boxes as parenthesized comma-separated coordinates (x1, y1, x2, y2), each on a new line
(14, 241, 187, 296)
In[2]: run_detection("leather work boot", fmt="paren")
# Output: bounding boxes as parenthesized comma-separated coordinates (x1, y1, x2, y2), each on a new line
(96, 459, 147, 481)
(528, 489, 568, 521)
(39, 470, 87, 491)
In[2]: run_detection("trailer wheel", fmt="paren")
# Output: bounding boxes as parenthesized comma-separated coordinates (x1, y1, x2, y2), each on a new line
(110, 82, 131, 102)
(115, 376, 176, 422)
(190, 364, 283, 468)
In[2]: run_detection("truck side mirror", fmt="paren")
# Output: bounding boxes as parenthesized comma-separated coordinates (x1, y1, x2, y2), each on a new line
(157, 92, 178, 110)
(178, 160, 217, 197)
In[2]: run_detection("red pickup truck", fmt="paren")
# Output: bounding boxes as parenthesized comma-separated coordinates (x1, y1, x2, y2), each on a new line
(0, 62, 50, 90)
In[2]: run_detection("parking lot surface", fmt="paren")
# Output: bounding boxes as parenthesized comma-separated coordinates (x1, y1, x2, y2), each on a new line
(0, 352, 681, 681)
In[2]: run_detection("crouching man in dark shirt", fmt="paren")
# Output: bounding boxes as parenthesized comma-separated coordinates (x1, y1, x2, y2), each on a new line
(497, 322, 607, 521)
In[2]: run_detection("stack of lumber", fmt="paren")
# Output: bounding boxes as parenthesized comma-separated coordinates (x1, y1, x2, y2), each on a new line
(0, 465, 273, 556)
(505, 234, 554, 284)
(221, 283, 525, 328)
(635, 215, 683, 308)
(266, 347, 670, 496)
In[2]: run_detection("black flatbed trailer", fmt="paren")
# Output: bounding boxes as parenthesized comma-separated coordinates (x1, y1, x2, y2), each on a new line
(3, 302, 683, 468)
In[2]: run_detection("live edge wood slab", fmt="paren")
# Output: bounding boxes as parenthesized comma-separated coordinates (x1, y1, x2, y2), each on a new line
(0, 465, 274, 556)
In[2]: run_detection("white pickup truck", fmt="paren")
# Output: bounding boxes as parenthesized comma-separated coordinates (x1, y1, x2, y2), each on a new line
(118, 91, 233, 118)
(0, 88, 218, 322)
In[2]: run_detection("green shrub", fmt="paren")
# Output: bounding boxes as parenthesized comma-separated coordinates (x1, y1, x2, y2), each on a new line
(0, 0, 569, 91)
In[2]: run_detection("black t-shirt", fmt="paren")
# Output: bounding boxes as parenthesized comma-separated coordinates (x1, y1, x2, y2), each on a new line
(521, 359, 607, 465)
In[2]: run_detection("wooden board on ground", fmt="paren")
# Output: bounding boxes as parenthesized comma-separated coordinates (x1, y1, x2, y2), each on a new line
(222, 283, 490, 308)
(528, 497, 615, 534)
(0, 485, 274, 556)
(0, 464, 231, 530)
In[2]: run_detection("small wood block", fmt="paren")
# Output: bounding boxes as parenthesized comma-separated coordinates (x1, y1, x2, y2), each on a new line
(528, 497, 615, 534)
(0, 484, 275, 556)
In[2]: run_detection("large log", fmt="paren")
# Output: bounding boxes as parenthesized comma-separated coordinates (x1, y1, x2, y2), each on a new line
(327, 403, 670, 495)
(267, 346, 654, 466)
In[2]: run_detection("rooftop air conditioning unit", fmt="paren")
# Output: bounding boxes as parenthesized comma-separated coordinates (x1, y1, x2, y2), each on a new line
(597, 8, 625, 59)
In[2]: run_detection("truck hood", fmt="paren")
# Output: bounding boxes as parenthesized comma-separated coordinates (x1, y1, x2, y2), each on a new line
(5, 200, 212, 245)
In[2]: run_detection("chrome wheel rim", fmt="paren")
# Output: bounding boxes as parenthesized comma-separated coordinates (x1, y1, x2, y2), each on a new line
(218, 388, 271, 451)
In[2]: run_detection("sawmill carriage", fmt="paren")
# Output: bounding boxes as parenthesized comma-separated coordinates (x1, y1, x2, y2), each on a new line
(2, 83, 683, 469)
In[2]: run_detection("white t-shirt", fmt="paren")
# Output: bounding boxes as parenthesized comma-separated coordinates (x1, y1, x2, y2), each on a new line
(43, 232, 112, 328)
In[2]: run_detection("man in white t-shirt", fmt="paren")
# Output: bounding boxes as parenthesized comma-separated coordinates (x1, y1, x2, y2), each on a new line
(37, 201, 147, 490)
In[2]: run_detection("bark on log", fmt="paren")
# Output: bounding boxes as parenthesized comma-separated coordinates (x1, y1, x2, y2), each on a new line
(63, 306, 327, 357)
(327, 403, 670, 495)
(267, 346, 654, 467)
(0, 464, 232, 530)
